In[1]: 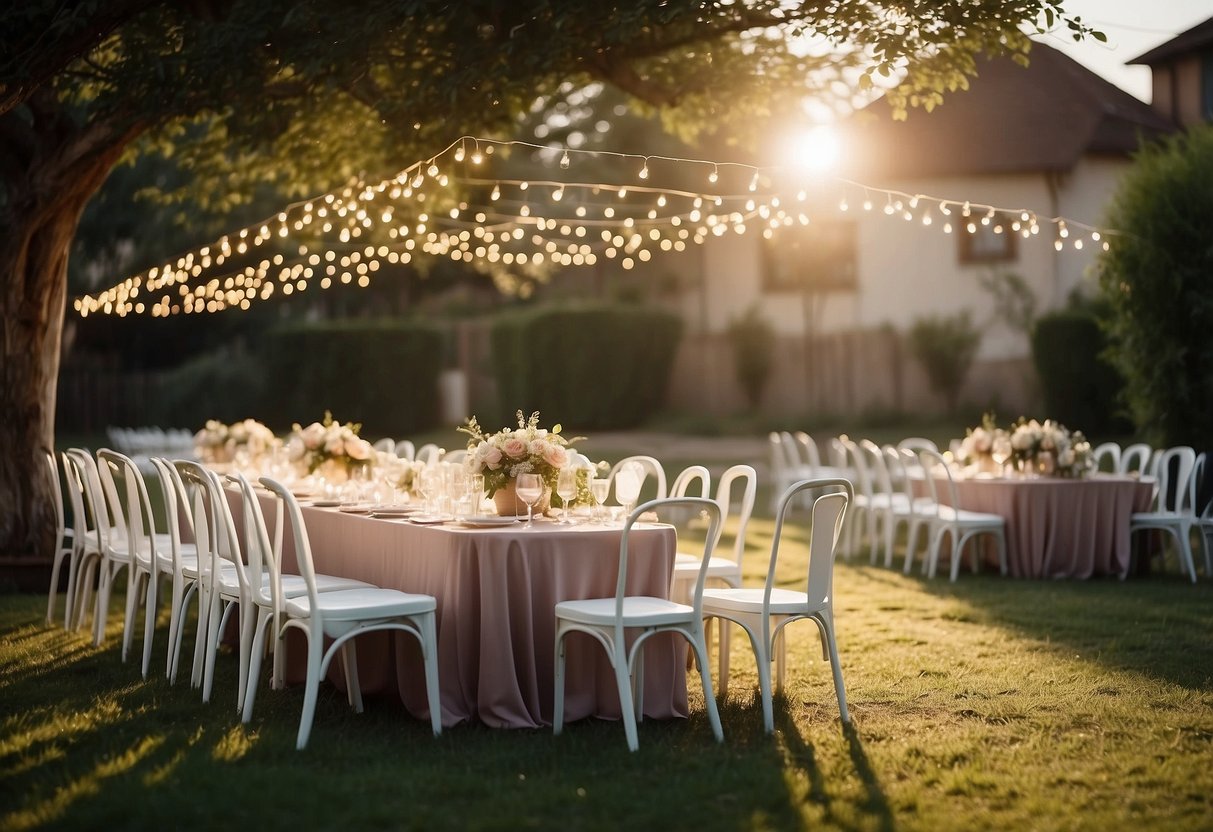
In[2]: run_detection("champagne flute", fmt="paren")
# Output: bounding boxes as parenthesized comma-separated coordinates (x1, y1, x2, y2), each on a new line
(556, 467, 578, 525)
(614, 465, 642, 521)
(515, 473, 544, 529)
(417, 466, 438, 515)
(589, 476, 610, 524)
(991, 435, 1012, 477)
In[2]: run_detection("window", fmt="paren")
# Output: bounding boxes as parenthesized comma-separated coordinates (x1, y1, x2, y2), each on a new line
(762, 220, 857, 292)
(957, 212, 1018, 264)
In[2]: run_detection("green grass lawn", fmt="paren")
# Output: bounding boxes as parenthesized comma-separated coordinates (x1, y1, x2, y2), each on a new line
(3, 510, 1211, 831)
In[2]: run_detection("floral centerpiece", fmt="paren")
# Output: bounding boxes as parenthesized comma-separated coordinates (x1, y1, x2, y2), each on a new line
(286, 412, 373, 483)
(194, 418, 277, 464)
(458, 411, 583, 512)
(957, 414, 1093, 478)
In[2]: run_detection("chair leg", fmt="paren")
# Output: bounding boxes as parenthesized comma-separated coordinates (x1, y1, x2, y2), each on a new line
(612, 641, 639, 752)
(342, 639, 364, 713)
(121, 567, 142, 662)
(688, 629, 723, 743)
(243, 609, 271, 723)
(237, 601, 256, 714)
(63, 550, 80, 631)
(752, 624, 775, 734)
(418, 614, 442, 736)
(552, 629, 567, 736)
(140, 572, 159, 679)
(296, 628, 324, 750)
(717, 617, 731, 698)
(818, 613, 850, 724)
(46, 549, 65, 626)
(632, 641, 645, 723)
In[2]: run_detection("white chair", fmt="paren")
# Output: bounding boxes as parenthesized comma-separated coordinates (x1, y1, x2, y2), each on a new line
(553, 496, 724, 752)
(230, 471, 374, 722)
(670, 465, 710, 499)
(670, 465, 757, 694)
(1193, 453, 1213, 577)
(71, 449, 134, 647)
(607, 455, 667, 502)
(414, 443, 442, 466)
(260, 476, 442, 749)
(1130, 445, 1198, 582)
(898, 437, 940, 454)
(372, 438, 395, 453)
(918, 449, 1008, 581)
(889, 446, 937, 575)
(768, 432, 812, 512)
(58, 452, 96, 631)
(701, 478, 852, 733)
(442, 448, 468, 465)
(1119, 443, 1152, 475)
(44, 450, 77, 628)
(838, 437, 878, 562)
(1092, 442, 1121, 473)
(861, 439, 916, 569)
(394, 440, 416, 461)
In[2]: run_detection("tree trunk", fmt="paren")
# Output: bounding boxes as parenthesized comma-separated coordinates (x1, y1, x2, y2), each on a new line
(0, 113, 138, 557)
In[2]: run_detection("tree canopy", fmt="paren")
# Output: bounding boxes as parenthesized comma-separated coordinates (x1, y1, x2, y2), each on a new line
(0, 0, 1096, 557)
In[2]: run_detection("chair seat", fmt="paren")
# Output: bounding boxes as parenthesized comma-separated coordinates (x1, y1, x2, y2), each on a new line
(277, 573, 373, 599)
(672, 555, 740, 580)
(285, 587, 436, 621)
(1131, 511, 1191, 525)
(938, 505, 1004, 526)
(556, 596, 693, 628)
(701, 586, 825, 617)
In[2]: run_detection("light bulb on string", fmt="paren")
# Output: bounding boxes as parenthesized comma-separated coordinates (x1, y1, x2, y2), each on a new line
(560, 150, 570, 170)
(638, 159, 649, 180)
(454, 144, 466, 162)
(708, 165, 719, 184)
(427, 161, 439, 177)
(490, 185, 501, 201)
(748, 171, 759, 192)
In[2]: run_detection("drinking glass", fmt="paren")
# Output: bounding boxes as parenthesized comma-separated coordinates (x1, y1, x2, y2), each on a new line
(556, 467, 578, 525)
(991, 435, 1012, 477)
(515, 473, 544, 529)
(614, 464, 642, 520)
(417, 466, 439, 514)
(589, 477, 610, 524)
(469, 473, 485, 513)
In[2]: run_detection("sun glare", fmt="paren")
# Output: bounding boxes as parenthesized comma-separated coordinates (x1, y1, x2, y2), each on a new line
(785, 126, 841, 173)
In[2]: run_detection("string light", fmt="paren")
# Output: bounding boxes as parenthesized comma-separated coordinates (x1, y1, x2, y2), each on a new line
(74, 134, 1124, 319)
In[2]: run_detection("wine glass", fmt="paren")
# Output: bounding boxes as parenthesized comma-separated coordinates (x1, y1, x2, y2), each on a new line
(515, 473, 544, 529)
(991, 435, 1012, 477)
(556, 467, 578, 525)
(589, 476, 610, 524)
(417, 466, 439, 515)
(614, 464, 642, 521)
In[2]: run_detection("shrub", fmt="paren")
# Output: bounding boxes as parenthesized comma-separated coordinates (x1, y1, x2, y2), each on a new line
(908, 311, 981, 413)
(1031, 309, 1129, 436)
(489, 303, 683, 429)
(1098, 126, 1213, 449)
(727, 305, 776, 410)
(258, 320, 444, 435)
(155, 348, 265, 426)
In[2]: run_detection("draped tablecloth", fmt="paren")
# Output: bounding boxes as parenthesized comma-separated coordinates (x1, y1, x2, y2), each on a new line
(930, 474, 1155, 579)
(237, 492, 686, 729)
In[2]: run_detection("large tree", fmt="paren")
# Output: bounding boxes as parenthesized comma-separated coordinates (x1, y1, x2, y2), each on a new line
(0, 0, 1094, 558)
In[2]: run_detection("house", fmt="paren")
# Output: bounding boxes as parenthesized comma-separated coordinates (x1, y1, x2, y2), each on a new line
(1128, 14, 1213, 129)
(656, 42, 1175, 418)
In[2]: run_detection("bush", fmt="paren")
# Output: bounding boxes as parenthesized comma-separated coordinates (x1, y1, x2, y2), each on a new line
(489, 303, 683, 429)
(908, 311, 981, 413)
(1099, 126, 1213, 449)
(727, 305, 776, 410)
(155, 348, 265, 426)
(257, 320, 444, 435)
(1031, 309, 1129, 436)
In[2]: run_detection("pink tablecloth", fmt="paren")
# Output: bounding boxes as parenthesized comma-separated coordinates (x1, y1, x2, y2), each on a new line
(243, 494, 686, 729)
(934, 474, 1155, 579)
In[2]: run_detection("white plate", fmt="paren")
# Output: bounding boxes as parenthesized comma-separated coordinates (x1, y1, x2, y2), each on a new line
(310, 499, 342, 508)
(338, 503, 375, 514)
(408, 515, 455, 525)
(460, 515, 520, 527)
(370, 507, 420, 518)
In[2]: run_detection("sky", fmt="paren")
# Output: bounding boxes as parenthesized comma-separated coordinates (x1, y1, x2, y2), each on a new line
(1036, 0, 1213, 101)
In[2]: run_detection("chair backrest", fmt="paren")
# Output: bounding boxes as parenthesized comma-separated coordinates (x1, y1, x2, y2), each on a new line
(394, 439, 416, 461)
(68, 449, 116, 552)
(861, 439, 894, 497)
(99, 449, 159, 567)
(670, 465, 710, 499)
(715, 464, 757, 565)
(45, 450, 66, 543)
(615, 497, 722, 616)
(777, 432, 804, 468)
(148, 457, 191, 575)
(1151, 446, 1197, 514)
(882, 445, 914, 502)
(259, 477, 323, 620)
(231, 471, 280, 608)
(1091, 442, 1121, 473)
(917, 449, 958, 519)
(94, 449, 130, 539)
(898, 437, 939, 454)
(793, 432, 823, 469)
(608, 455, 667, 501)
(177, 460, 249, 592)
(60, 451, 91, 546)
(767, 478, 851, 610)
(769, 432, 787, 478)
(1119, 443, 1152, 475)
(442, 449, 468, 465)
(372, 438, 395, 453)
(827, 437, 848, 471)
(415, 443, 442, 466)
(839, 438, 873, 499)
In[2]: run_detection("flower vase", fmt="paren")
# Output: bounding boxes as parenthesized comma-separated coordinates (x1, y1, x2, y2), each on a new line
(493, 479, 551, 517)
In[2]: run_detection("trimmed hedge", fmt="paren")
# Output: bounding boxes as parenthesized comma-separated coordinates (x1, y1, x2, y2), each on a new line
(489, 304, 683, 429)
(1031, 310, 1128, 436)
(257, 320, 444, 435)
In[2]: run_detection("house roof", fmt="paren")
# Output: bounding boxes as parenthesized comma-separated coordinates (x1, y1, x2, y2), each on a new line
(1128, 15, 1213, 66)
(836, 43, 1175, 180)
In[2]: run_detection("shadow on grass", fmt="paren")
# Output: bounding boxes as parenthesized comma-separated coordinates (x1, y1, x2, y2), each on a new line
(891, 566, 1213, 691)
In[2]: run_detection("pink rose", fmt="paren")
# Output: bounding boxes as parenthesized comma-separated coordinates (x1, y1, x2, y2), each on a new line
(501, 437, 528, 458)
(346, 438, 371, 460)
(542, 445, 568, 469)
(529, 439, 549, 458)
(324, 435, 345, 455)
(302, 422, 325, 449)
(483, 445, 503, 469)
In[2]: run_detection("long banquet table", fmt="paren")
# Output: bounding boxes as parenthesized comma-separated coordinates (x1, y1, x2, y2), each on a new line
(927, 473, 1155, 579)
(238, 492, 687, 729)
